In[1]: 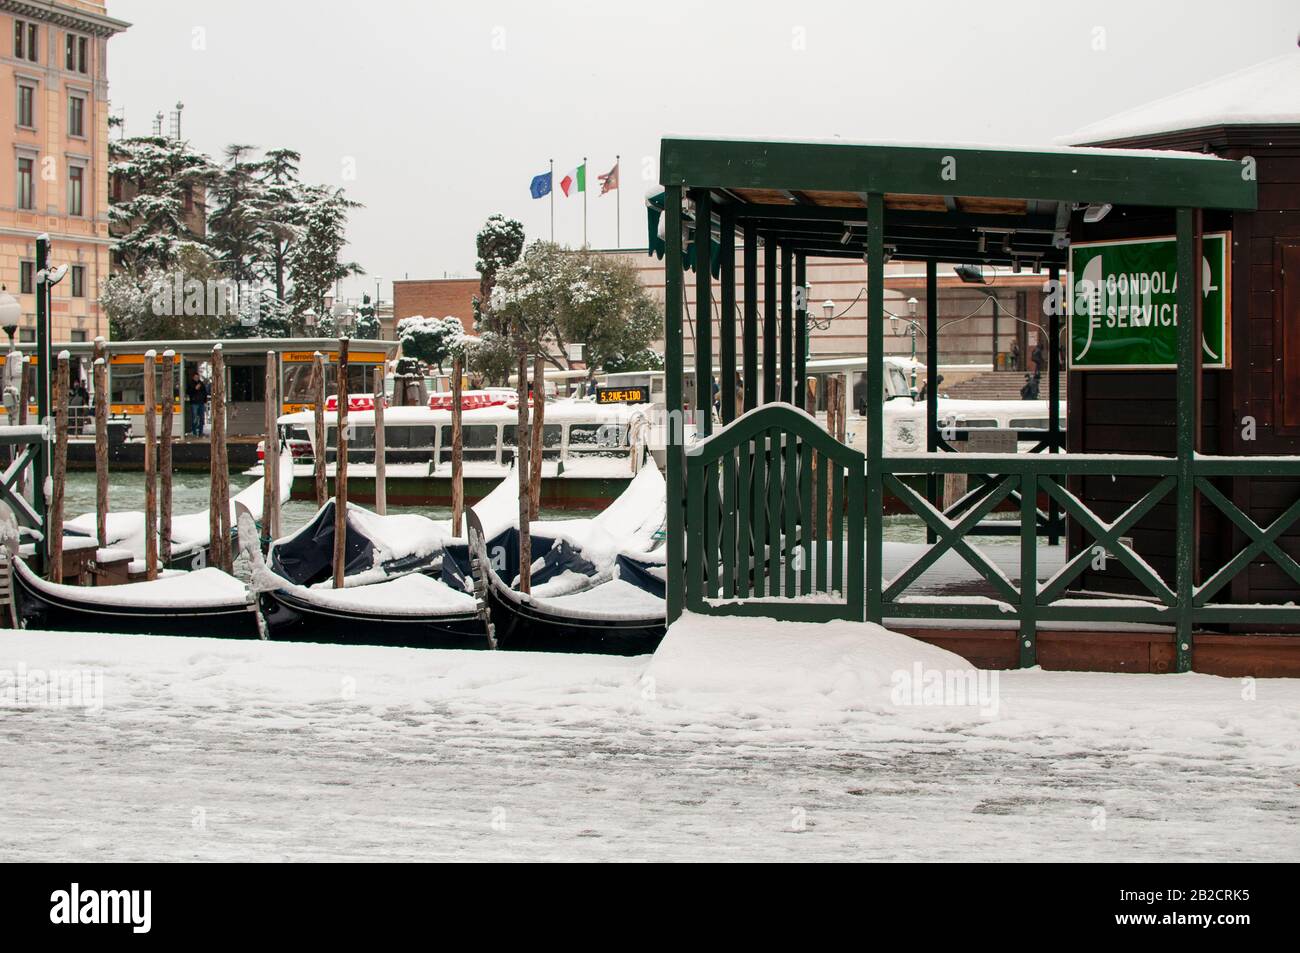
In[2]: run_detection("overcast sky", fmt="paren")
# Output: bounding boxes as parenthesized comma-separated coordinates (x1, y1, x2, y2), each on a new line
(106, 0, 1297, 301)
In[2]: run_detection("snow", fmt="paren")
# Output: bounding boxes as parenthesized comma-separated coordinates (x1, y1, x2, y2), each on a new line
(284, 572, 475, 616)
(528, 578, 663, 620)
(1061, 53, 1300, 144)
(0, 621, 1295, 861)
(15, 561, 247, 609)
(532, 459, 665, 572)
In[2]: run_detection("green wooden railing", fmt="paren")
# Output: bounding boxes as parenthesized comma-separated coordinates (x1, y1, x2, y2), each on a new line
(685, 404, 864, 622)
(680, 405, 1300, 669)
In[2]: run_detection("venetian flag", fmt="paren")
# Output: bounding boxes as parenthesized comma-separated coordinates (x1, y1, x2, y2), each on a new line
(598, 161, 619, 195)
(559, 163, 586, 197)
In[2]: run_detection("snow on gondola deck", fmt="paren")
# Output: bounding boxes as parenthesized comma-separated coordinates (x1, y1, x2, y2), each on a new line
(0, 621, 1295, 861)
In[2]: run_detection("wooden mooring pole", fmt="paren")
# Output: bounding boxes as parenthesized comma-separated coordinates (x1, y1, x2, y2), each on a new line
(93, 338, 108, 548)
(373, 371, 386, 515)
(332, 338, 350, 589)
(209, 345, 230, 572)
(515, 347, 531, 594)
(49, 352, 68, 582)
(312, 351, 327, 510)
(450, 355, 464, 536)
(160, 350, 175, 565)
(529, 353, 544, 520)
(262, 351, 277, 549)
(143, 350, 158, 580)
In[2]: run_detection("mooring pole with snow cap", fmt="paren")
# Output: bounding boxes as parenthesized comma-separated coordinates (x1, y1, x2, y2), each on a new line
(450, 353, 464, 536)
(160, 349, 175, 565)
(373, 369, 386, 515)
(143, 349, 158, 580)
(332, 337, 350, 589)
(311, 351, 326, 509)
(209, 344, 230, 572)
(262, 350, 277, 551)
(515, 347, 531, 594)
(92, 337, 108, 549)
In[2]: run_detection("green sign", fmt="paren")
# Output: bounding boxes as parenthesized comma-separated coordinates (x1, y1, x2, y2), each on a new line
(1069, 232, 1230, 369)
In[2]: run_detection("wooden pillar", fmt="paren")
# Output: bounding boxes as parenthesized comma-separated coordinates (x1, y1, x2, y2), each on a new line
(794, 252, 807, 411)
(262, 351, 278, 548)
(719, 207, 736, 426)
(780, 246, 793, 404)
(311, 351, 327, 509)
(333, 338, 350, 588)
(529, 353, 544, 518)
(664, 183, 684, 623)
(49, 351, 68, 582)
(865, 192, 885, 623)
(742, 223, 758, 412)
(143, 349, 158, 580)
(208, 345, 229, 572)
(92, 338, 108, 548)
(692, 188, 713, 437)
(1174, 208, 1202, 673)
(450, 354, 464, 536)
(160, 350, 175, 565)
(515, 346, 531, 594)
(762, 238, 777, 404)
(373, 370, 386, 515)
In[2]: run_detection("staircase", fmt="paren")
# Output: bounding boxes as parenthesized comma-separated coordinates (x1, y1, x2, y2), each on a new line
(944, 371, 1067, 401)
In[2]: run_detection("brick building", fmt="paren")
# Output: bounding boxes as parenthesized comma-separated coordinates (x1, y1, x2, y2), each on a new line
(392, 277, 478, 338)
(0, 0, 128, 343)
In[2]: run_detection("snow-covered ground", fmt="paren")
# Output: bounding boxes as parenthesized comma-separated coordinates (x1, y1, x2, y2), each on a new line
(1, 617, 1296, 862)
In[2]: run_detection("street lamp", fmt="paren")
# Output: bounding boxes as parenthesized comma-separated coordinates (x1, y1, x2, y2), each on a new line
(906, 297, 919, 397)
(0, 286, 20, 346)
(822, 299, 834, 322)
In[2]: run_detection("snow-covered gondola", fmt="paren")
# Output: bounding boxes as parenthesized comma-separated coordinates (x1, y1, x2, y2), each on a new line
(244, 512, 490, 649)
(466, 510, 667, 656)
(62, 447, 294, 573)
(9, 555, 260, 639)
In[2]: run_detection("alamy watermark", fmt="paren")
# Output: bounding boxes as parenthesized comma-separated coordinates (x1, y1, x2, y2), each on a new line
(890, 662, 1000, 717)
(0, 662, 103, 712)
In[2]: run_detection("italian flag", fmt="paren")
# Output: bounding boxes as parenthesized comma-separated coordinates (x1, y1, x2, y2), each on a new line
(559, 163, 585, 197)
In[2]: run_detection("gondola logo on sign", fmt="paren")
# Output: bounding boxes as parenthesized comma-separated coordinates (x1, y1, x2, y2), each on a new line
(1069, 232, 1230, 369)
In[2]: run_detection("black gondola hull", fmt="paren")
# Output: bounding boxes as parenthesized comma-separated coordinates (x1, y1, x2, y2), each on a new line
(486, 585, 666, 656)
(258, 590, 491, 650)
(12, 566, 260, 640)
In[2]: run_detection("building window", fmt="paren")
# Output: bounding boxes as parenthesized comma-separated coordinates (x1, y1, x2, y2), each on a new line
(18, 328, 35, 344)
(68, 165, 84, 216)
(17, 157, 35, 210)
(70, 330, 88, 343)
(183, 185, 194, 212)
(71, 265, 85, 298)
(68, 94, 85, 137)
(14, 20, 38, 63)
(20, 261, 35, 295)
(16, 82, 35, 128)
(65, 33, 88, 73)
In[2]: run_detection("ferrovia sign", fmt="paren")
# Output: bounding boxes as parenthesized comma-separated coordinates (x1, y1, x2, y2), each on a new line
(1069, 232, 1230, 369)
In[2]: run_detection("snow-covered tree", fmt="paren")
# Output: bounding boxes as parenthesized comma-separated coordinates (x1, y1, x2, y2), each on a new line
(207, 144, 270, 285)
(465, 329, 517, 385)
(397, 315, 466, 372)
(108, 135, 214, 276)
(473, 214, 525, 334)
(101, 246, 227, 340)
(257, 148, 304, 302)
(287, 185, 363, 320)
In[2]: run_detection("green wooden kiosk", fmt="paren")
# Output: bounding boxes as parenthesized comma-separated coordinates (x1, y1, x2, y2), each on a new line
(658, 135, 1300, 674)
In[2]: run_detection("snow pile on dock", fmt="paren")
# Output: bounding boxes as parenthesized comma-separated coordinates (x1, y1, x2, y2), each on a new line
(645, 611, 972, 719)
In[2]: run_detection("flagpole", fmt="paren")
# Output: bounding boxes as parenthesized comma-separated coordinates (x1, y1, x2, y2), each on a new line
(615, 153, 621, 248)
(549, 158, 554, 242)
(582, 155, 588, 248)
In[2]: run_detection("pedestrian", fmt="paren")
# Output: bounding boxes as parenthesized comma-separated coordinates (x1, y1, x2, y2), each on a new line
(185, 371, 209, 437)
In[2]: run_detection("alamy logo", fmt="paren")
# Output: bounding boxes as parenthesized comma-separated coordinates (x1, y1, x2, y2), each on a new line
(49, 883, 151, 934)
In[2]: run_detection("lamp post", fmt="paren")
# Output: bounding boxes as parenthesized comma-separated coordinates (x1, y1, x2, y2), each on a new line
(906, 296, 919, 396)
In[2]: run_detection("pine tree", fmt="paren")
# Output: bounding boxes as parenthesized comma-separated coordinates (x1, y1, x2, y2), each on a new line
(288, 185, 363, 322)
(258, 148, 304, 303)
(473, 214, 525, 334)
(108, 135, 214, 276)
(207, 144, 270, 285)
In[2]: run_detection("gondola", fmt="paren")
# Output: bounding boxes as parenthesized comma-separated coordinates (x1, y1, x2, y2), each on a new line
(9, 555, 261, 639)
(465, 509, 667, 656)
(243, 512, 491, 649)
(62, 447, 294, 572)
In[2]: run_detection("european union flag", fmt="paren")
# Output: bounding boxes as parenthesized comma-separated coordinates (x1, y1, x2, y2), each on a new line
(529, 171, 552, 199)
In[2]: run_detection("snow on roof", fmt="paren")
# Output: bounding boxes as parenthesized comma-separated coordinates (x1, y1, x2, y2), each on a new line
(1060, 52, 1300, 144)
